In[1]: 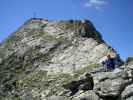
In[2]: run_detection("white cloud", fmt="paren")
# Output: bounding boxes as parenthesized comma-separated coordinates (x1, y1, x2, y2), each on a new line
(85, 0, 108, 10)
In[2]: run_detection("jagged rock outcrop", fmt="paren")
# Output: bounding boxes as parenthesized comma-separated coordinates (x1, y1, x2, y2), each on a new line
(0, 18, 125, 100)
(60, 64, 133, 100)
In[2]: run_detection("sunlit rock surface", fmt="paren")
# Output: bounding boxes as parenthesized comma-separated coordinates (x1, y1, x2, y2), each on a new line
(0, 18, 128, 100)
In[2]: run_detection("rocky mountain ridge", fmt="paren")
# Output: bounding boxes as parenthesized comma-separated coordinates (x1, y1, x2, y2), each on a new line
(0, 18, 117, 74)
(0, 18, 130, 100)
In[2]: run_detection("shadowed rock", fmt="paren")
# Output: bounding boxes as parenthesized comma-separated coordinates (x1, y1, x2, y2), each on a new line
(63, 73, 94, 96)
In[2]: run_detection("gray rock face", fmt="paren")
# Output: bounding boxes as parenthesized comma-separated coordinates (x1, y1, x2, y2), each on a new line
(95, 79, 126, 97)
(92, 67, 133, 100)
(122, 84, 133, 99)
(73, 90, 99, 100)
(47, 95, 67, 100)
(0, 18, 126, 100)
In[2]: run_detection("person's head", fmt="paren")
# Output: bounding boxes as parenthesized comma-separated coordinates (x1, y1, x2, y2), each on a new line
(107, 54, 111, 59)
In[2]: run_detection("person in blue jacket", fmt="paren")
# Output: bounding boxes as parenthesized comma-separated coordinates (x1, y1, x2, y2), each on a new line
(102, 54, 115, 71)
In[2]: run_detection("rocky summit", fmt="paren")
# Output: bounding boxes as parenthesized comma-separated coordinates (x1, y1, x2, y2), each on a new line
(0, 18, 132, 100)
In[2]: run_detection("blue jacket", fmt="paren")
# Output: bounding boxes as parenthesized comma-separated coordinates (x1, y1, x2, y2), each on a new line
(102, 58, 115, 70)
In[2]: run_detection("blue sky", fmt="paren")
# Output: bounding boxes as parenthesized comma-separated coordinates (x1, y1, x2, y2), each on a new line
(0, 0, 133, 59)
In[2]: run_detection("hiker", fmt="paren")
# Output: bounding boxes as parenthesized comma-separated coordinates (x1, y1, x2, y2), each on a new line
(102, 54, 115, 71)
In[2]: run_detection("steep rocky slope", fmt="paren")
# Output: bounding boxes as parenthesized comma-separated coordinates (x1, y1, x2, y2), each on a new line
(0, 18, 125, 100)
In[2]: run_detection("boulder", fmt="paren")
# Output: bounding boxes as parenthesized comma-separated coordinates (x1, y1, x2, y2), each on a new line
(121, 84, 133, 99)
(95, 78, 127, 98)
